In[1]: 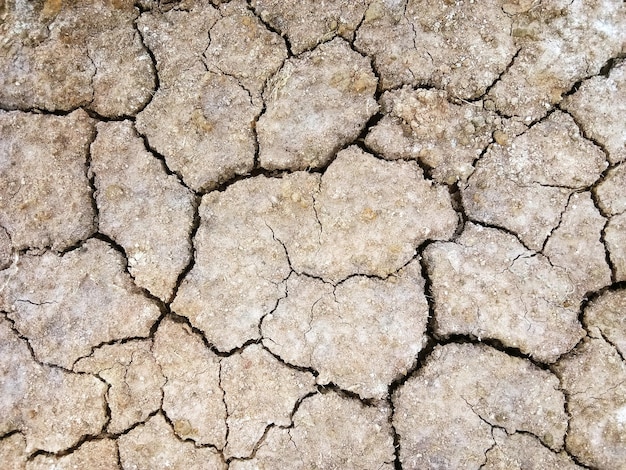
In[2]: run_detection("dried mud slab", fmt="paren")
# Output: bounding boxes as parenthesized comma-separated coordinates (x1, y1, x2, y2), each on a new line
(0, 239, 161, 368)
(204, 0, 287, 104)
(136, 67, 260, 192)
(0, 318, 107, 454)
(230, 393, 394, 470)
(554, 335, 626, 469)
(275, 146, 457, 282)
(27, 439, 119, 470)
(0, 0, 155, 116)
(251, 0, 368, 54)
(152, 318, 226, 448)
(91, 121, 195, 301)
(595, 162, 626, 216)
(393, 343, 567, 469)
(0, 110, 95, 252)
(263, 260, 428, 399)
(365, 87, 497, 184)
(74, 340, 165, 434)
(355, 0, 516, 98)
(221, 344, 316, 459)
(258, 38, 378, 170)
(171, 175, 304, 351)
(490, 1, 626, 121)
(605, 212, 626, 282)
(424, 223, 584, 363)
(483, 430, 583, 470)
(543, 192, 611, 298)
(585, 289, 626, 357)
(463, 111, 607, 250)
(118, 414, 226, 470)
(137, 5, 260, 191)
(562, 61, 626, 164)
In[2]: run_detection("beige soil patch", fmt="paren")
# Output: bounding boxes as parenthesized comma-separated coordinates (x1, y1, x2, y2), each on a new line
(1, 0, 625, 469)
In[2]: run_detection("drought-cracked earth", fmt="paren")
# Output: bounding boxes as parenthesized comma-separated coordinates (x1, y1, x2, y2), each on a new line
(1, 0, 625, 469)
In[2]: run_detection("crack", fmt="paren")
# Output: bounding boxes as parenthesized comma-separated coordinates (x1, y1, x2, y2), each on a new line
(158, 408, 224, 451)
(460, 397, 582, 464)
(350, 0, 372, 46)
(204, 167, 301, 195)
(1, 311, 79, 373)
(26, 435, 114, 462)
(590, 191, 616, 284)
(437, 332, 553, 370)
(479, 48, 522, 101)
(461, 396, 498, 430)
(85, 122, 100, 240)
(14, 298, 57, 306)
(132, 121, 191, 194)
(539, 190, 575, 253)
(218, 360, 230, 451)
(560, 55, 626, 102)
(70, 337, 153, 370)
(358, 139, 438, 182)
(85, 45, 98, 109)
(22, 373, 112, 461)
(113, 409, 162, 440)
(225, 376, 318, 464)
(557, 106, 610, 164)
(168, 193, 201, 304)
(263, 222, 293, 274)
(0, 249, 19, 294)
(548, 364, 590, 468)
(459, 397, 497, 469)
(114, 439, 123, 469)
(311, 182, 323, 244)
(448, 182, 467, 240)
(91, 232, 167, 307)
(477, 428, 498, 470)
(260, 343, 320, 379)
(166, 311, 258, 358)
(0, 104, 135, 122)
(202, 53, 255, 105)
(0, 430, 23, 442)
(387, 397, 403, 470)
(245, 0, 293, 57)
(464, 218, 535, 252)
(316, 382, 382, 407)
(594, 328, 626, 364)
(101, 379, 114, 435)
(227, 423, 274, 464)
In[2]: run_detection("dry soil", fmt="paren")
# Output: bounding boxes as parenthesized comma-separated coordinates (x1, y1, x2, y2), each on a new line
(0, 0, 625, 469)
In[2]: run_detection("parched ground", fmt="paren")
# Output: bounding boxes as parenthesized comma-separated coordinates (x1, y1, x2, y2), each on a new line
(0, 0, 625, 469)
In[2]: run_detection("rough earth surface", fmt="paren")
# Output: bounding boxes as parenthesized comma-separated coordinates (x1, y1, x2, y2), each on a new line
(0, 0, 625, 469)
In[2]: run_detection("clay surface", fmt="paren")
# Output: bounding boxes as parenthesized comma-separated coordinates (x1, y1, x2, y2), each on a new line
(0, 110, 96, 252)
(0, 1, 623, 468)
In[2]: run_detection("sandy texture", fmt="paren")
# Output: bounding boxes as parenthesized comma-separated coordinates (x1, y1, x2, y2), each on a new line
(393, 343, 567, 469)
(0, 110, 95, 252)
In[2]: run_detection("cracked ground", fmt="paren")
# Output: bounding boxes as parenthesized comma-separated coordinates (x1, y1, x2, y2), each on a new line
(0, 0, 625, 468)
